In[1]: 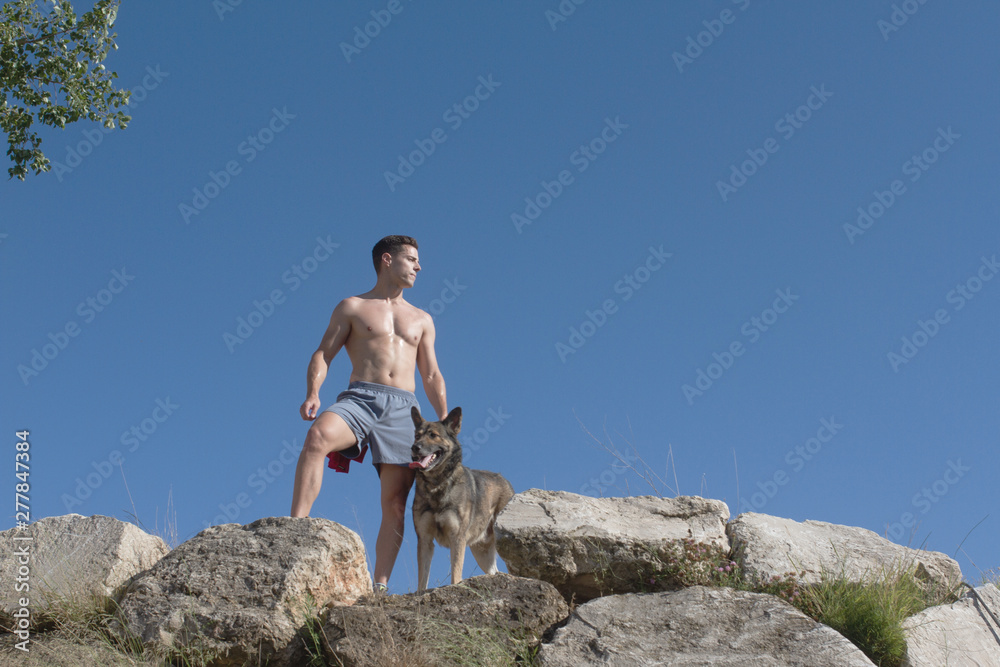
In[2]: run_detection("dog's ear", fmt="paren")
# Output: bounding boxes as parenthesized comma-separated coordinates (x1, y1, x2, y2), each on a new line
(442, 407, 462, 434)
(411, 405, 424, 428)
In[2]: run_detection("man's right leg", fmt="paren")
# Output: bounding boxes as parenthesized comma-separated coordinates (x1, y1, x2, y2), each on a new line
(290, 412, 358, 517)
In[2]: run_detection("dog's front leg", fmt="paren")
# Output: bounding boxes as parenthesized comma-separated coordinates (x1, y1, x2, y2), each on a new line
(449, 537, 467, 585)
(470, 539, 498, 575)
(417, 536, 434, 591)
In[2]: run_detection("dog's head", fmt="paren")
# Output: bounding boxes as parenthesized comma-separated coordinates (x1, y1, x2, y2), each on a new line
(409, 406, 462, 472)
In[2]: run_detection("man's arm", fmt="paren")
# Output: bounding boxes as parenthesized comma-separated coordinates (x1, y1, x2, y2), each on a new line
(300, 301, 352, 420)
(416, 313, 447, 420)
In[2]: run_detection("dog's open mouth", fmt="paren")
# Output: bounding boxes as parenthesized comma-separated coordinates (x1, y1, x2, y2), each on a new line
(409, 452, 439, 470)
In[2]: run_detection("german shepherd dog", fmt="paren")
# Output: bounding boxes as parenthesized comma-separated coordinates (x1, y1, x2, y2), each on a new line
(409, 406, 514, 590)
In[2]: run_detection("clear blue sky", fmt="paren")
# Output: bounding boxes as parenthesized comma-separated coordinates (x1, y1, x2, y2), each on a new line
(4, 1, 998, 592)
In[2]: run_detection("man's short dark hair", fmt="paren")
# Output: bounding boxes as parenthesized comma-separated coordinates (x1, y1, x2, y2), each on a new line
(372, 235, 418, 274)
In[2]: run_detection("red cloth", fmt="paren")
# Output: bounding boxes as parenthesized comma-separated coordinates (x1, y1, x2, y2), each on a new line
(326, 444, 368, 473)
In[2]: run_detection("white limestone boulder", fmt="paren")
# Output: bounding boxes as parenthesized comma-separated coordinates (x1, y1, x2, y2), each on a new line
(116, 517, 370, 667)
(538, 586, 877, 666)
(323, 573, 569, 666)
(0, 514, 168, 620)
(728, 513, 962, 593)
(495, 490, 729, 600)
(902, 583, 1000, 667)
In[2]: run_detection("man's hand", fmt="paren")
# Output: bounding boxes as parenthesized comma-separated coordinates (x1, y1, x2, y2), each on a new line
(301, 396, 322, 421)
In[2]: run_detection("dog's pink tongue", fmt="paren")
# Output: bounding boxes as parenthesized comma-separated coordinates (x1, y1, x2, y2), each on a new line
(409, 454, 434, 469)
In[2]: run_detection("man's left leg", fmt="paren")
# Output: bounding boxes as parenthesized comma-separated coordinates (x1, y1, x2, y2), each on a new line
(373, 464, 416, 586)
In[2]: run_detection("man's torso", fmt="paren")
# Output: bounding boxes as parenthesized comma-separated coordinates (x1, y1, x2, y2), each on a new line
(341, 295, 427, 392)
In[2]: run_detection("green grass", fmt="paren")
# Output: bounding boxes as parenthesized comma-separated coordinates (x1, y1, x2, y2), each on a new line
(0, 589, 159, 667)
(414, 617, 538, 667)
(748, 566, 955, 667)
(292, 592, 332, 667)
(811, 579, 922, 666)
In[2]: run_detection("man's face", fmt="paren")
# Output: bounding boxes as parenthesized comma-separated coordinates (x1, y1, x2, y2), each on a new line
(386, 245, 420, 286)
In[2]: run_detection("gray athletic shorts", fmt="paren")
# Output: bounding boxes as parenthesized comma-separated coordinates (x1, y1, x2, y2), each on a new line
(323, 381, 419, 467)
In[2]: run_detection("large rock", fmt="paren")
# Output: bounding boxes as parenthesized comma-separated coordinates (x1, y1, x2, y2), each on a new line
(116, 517, 369, 667)
(538, 586, 877, 666)
(902, 583, 1000, 667)
(495, 490, 729, 600)
(322, 573, 569, 667)
(728, 513, 962, 593)
(0, 514, 168, 620)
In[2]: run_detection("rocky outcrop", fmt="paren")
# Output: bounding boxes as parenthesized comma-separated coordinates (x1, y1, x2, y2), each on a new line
(538, 585, 877, 666)
(495, 490, 729, 600)
(728, 513, 962, 593)
(322, 573, 568, 666)
(9, 505, 990, 667)
(0, 514, 168, 620)
(116, 517, 369, 667)
(902, 583, 1000, 667)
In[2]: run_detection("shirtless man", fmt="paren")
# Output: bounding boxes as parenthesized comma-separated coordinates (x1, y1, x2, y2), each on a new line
(291, 235, 447, 591)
